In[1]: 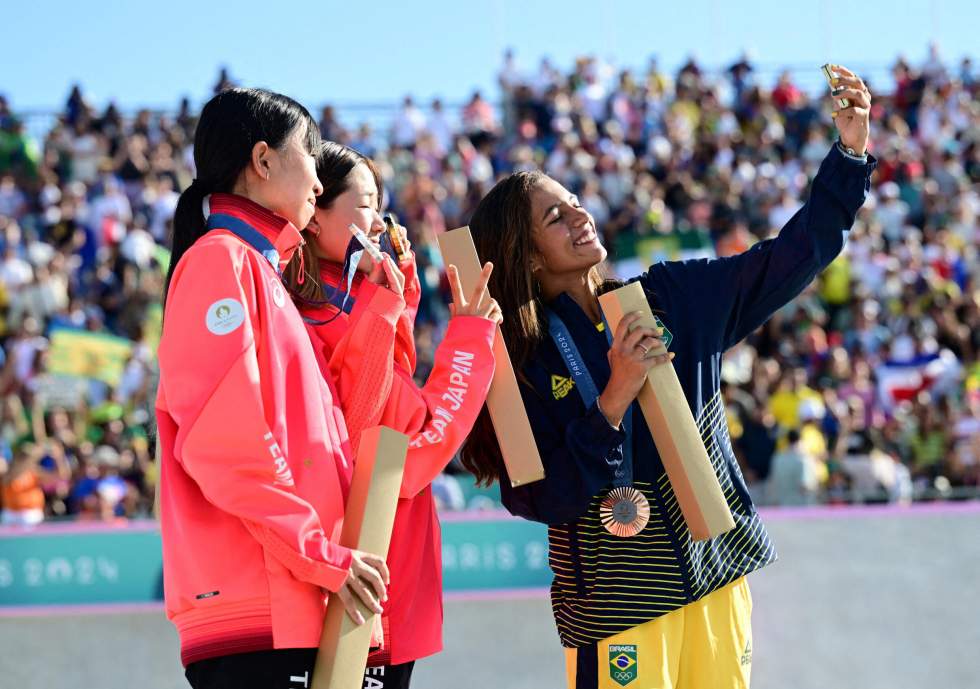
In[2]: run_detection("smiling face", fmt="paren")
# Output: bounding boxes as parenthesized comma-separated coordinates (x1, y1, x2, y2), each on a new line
(253, 122, 322, 230)
(528, 176, 606, 290)
(306, 162, 384, 272)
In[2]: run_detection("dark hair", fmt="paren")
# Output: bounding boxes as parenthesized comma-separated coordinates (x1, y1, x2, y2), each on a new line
(164, 88, 319, 304)
(283, 141, 383, 304)
(461, 171, 603, 486)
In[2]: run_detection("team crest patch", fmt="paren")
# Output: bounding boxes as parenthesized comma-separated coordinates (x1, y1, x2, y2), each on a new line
(270, 279, 286, 308)
(653, 316, 673, 350)
(608, 644, 638, 686)
(206, 298, 245, 335)
(551, 374, 575, 400)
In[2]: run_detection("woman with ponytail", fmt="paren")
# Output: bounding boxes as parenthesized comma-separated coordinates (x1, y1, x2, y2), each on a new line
(281, 142, 501, 689)
(156, 89, 389, 689)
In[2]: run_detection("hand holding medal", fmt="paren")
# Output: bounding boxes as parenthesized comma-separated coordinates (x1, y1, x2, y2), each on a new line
(349, 221, 406, 298)
(383, 214, 413, 263)
(822, 63, 871, 157)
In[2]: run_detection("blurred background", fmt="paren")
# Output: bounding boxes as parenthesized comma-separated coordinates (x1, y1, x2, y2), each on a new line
(0, 1, 978, 688)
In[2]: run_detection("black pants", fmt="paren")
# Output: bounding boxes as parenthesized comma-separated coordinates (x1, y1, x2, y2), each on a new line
(185, 649, 414, 689)
(363, 661, 415, 688)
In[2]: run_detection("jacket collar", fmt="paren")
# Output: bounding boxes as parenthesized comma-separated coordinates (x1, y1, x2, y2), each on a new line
(208, 193, 304, 266)
(319, 260, 366, 292)
(545, 292, 613, 374)
(549, 292, 601, 331)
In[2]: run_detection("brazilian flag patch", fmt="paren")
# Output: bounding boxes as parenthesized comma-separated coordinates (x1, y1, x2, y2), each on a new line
(653, 316, 673, 350)
(608, 644, 638, 686)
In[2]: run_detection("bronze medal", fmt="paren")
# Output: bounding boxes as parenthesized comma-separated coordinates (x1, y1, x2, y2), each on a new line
(600, 486, 650, 537)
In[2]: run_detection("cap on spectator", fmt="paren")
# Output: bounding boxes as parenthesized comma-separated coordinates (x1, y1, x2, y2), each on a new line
(799, 399, 826, 423)
(879, 181, 900, 199)
(93, 445, 120, 467)
(27, 242, 55, 267)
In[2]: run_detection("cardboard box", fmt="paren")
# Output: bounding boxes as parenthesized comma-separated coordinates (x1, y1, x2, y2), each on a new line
(598, 282, 735, 541)
(312, 426, 409, 689)
(437, 226, 545, 487)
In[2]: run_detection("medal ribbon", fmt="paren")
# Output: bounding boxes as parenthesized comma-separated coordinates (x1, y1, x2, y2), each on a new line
(301, 232, 404, 325)
(206, 213, 281, 275)
(546, 309, 633, 488)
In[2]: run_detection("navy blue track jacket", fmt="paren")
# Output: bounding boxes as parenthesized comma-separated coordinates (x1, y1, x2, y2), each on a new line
(499, 144, 877, 648)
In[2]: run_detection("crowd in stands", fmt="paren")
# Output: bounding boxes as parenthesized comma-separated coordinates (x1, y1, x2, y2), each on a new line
(0, 44, 976, 523)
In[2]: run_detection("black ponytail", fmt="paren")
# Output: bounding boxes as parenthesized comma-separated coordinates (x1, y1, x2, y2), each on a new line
(164, 88, 320, 305)
(168, 179, 210, 295)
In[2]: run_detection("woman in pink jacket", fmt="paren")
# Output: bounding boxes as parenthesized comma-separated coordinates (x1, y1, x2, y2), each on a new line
(282, 142, 501, 689)
(156, 89, 389, 689)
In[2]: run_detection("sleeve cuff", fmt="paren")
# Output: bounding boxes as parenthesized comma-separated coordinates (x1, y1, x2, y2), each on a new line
(400, 256, 422, 312)
(816, 143, 878, 215)
(313, 544, 353, 592)
(351, 280, 405, 327)
(245, 522, 353, 592)
(835, 139, 869, 163)
(583, 400, 627, 451)
(446, 315, 498, 349)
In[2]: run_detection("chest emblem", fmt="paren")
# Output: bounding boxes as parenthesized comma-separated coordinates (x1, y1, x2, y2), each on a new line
(654, 316, 673, 349)
(551, 374, 575, 400)
(270, 279, 286, 308)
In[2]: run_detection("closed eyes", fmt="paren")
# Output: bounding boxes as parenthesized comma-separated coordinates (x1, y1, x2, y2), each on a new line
(546, 198, 583, 225)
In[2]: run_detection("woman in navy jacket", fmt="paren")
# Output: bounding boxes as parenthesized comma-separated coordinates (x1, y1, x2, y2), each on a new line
(461, 66, 876, 689)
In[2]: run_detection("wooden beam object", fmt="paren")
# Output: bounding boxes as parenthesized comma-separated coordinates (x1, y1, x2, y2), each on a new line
(437, 226, 545, 487)
(312, 426, 409, 689)
(599, 282, 735, 541)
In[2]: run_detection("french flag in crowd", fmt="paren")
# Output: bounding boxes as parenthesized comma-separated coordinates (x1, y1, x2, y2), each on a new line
(876, 351, 961, 410)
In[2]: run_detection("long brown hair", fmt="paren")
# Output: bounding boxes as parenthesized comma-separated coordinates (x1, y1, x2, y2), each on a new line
(461, 171, 603, 486)
(282, 141, 384, 303)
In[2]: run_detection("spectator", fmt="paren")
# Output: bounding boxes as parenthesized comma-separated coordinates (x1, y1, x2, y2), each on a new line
(838, 427, 913, 504)
(211, 66, 236, 94)
(1, 443, 47, 525)
(391, 95, 426, 148)
(427, 98, 455, 156)
(0, 44, 977, 520)
(767, 429, 819, 506)
(318, 104, 344, 143)
(461, 91, 497, 136)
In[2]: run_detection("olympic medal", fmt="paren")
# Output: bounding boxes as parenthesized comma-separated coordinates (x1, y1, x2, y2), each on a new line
(384, 215, 412, 262)
(600, 486, 650, 537)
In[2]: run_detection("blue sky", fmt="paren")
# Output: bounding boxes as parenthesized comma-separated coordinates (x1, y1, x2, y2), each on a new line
(5, 0, 978, 115)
